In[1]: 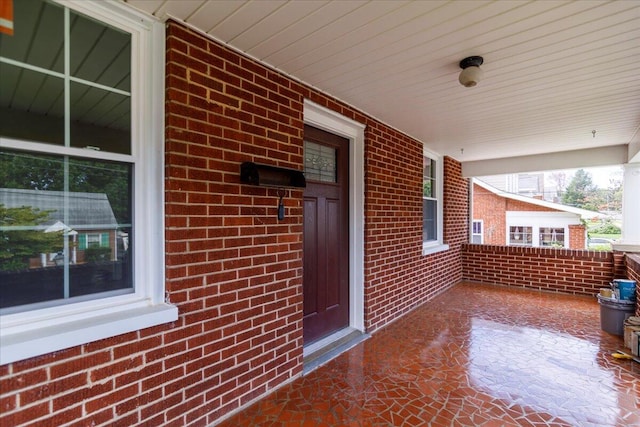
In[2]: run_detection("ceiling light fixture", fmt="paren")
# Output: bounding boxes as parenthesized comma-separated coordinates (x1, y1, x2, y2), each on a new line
(459, 56, 484, 88)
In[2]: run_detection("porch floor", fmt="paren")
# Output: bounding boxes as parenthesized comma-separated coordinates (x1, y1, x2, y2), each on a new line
(217, 282, 640, 426)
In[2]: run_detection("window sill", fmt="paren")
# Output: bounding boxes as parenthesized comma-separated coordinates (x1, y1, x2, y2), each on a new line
(0, 303, 178, 365)
(422, 243, 450, 256)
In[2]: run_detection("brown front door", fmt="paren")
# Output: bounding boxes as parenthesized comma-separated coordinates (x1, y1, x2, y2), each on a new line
(303, 125, 350, 345)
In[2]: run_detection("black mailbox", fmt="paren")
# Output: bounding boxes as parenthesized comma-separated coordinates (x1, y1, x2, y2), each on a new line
(240, 162, 306, 188)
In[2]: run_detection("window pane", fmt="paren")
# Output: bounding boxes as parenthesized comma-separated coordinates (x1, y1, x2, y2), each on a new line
(0, 62, 65, 145)
(70, 11, 131, 92)
(304, 141, 337, 183)
(423, 199, 437, 242)
(70, 82, 131, 154)
(509, 226, 532, 246)
(0, 0, 64, 73)
(540, 227, 564, 247)
(0, 149, 133, 313)
(423, 157, 435, 198)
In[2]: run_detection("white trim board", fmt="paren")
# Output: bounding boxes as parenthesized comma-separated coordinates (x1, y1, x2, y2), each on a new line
(462, 145, 628, 177)
(303, 100, 366, 335)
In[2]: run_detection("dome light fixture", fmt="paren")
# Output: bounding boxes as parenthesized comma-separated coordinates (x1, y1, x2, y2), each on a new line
(459, 56, 484, 87)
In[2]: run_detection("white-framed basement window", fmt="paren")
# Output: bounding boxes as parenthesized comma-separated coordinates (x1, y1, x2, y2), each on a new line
(422, 148, 449, 255)
(0, 0, 176, 365)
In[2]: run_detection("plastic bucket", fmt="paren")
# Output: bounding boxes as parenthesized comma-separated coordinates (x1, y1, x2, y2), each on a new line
(613, 279, 636, 301)
(597, 295, 636, 335)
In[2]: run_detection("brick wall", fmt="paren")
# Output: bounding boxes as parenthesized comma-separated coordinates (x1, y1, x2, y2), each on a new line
(0, 21, 467, 427)
(364, 133, 468, 330)
(472, 183, 506, 245)
(613, 251, 627, 279)
(462, 244, 614, 295)
(505, 199, 560, 212)
(625, 254, 640, 316)
(568, 224, 586, 250)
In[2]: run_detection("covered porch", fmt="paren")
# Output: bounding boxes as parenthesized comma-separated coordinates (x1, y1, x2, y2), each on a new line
(1, 2, 639, 426)
(218, 282, 640, 426)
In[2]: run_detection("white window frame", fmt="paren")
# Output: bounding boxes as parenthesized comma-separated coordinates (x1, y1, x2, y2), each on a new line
(539, 226, 565, 248)
(472, 220, 484, 244)
(0, 0, 177, 365)
(506, 211, 577, 248)
(422, 147, 449, 255)
(508, 226, 534, 246)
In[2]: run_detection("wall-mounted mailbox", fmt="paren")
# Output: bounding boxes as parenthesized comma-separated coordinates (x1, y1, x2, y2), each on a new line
(240, 162, 306, 188)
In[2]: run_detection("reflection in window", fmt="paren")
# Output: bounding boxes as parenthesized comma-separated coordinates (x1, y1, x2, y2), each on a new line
(509, 226, 533, 246)
(70, 82, 131, 153)
(0, 0, 135, 314)
(423, 156, 437, 243)
(0, 0, 131, 154)
(0, 150, 132, 313)
(0, 63, 65, 145)
(540, 227, 565, 248)
(0, 0, 64, 72)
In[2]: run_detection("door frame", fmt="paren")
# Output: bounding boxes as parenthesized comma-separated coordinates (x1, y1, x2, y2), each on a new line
(303, 99, 365, 334)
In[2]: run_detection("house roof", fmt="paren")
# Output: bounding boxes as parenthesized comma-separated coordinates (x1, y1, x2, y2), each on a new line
(472, 179, 602, 220)
(0, 188, 118, 230)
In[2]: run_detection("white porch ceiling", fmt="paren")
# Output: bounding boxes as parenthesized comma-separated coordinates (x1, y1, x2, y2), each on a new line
(124, 0, 640, 166)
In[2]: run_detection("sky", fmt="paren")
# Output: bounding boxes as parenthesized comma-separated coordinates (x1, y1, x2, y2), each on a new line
(546, 166, 623, 189)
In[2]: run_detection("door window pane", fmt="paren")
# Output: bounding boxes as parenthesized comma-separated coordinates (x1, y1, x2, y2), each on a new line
(304, 140, 337, 183)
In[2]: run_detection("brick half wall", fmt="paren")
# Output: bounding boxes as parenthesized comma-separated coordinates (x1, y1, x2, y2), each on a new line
(462, 244, 614, 295)
(625, 254, 640, 316)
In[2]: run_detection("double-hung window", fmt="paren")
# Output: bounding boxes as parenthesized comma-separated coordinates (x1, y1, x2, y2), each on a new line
(0, 0, 176, 364)
(422, 149, 448, 254)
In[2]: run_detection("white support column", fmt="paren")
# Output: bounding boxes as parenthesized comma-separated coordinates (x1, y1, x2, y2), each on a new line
(612, 163, 640, 252)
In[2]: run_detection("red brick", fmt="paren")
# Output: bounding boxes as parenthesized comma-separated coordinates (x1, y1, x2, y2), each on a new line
(1, 368, 48, 393)
(0, 403, 49, 426)
(2, 17, 476, 427)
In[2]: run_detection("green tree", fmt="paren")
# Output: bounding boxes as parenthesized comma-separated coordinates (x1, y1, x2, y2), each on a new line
(0, 205, 63, 271)
(605, 175, 623, 212)
(0, 150, 131, 223)
(561, 169, 598, 210)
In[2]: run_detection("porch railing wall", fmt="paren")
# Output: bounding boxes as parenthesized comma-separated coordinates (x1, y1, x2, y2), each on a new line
(625, 253, 640, 316)
(462, 244, 614, 295)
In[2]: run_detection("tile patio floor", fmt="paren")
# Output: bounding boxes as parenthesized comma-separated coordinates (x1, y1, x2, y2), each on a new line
(217, 282, 640, 426)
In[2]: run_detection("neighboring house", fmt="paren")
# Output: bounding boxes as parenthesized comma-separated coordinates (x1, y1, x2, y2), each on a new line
(477, 172, 561, 203)
(0, 188, 120, 266)
(472, 179, 601, 249)
(479, 173, 545, 198)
